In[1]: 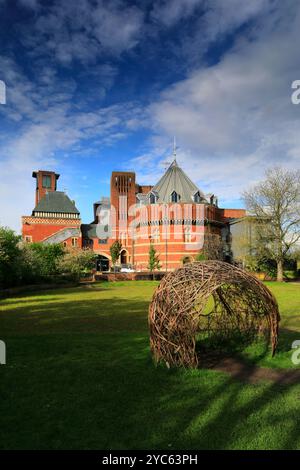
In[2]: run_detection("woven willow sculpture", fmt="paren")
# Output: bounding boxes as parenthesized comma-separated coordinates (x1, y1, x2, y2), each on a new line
(149, 261, 280, 368)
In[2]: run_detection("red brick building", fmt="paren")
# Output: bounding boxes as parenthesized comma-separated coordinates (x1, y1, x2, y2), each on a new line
(22, 162, 246, 271)
(22, 170, 81, 248)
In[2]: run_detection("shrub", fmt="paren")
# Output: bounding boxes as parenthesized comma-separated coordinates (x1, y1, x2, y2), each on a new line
(0, 227, 22, 287)
(110, 240, 122, 267)
(58, 247, 97, 280)
(20, 243, 65, 284)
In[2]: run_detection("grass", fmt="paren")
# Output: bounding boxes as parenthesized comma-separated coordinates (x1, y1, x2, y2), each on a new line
(0, 280, 300, 450)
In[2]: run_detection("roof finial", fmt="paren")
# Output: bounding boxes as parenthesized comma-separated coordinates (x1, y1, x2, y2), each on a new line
(173, 136, 178, 165)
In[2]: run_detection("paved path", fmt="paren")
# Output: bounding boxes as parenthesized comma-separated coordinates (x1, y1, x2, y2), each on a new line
(202, 356, 300, 385)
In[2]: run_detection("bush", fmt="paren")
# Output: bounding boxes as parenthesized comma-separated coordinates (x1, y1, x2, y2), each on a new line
(20, 243, 65, 284)
(0, 227, 22, 287)
(0, 225, 97, 287)
(58, 247, 97, 280)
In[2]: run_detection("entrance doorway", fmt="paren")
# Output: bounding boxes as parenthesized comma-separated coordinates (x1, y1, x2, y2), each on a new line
(96, 255, 109, 272)
(120, 250, 127, 265)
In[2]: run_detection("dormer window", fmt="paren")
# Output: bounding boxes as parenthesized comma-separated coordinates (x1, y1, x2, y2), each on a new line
(149, 192, 157, 204)
(171, 191, 180, 203)
(194, 191, 202, 203)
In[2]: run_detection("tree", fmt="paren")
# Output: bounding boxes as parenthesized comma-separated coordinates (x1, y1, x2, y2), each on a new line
(58, 247, 97, 280)
(242, 167, 300, 281)
(0, 226, 22, 287)
(110, 240, 122, 268)
(148, 243, 161, 272)
(27, 243, 65, 277)
(196, 232, 223, 261)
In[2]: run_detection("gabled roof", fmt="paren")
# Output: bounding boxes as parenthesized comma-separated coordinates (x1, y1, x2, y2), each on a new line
(147, 160, 207, 204)
(33, 191, 80, 214)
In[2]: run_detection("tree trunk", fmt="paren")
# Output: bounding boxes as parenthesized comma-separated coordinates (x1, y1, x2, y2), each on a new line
(277, 259, 284, 282)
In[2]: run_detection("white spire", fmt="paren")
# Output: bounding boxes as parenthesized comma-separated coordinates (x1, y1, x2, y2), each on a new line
(172, 136, 178, 166)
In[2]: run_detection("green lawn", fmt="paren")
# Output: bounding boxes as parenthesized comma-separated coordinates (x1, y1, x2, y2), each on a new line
(0, 281, 299, 450)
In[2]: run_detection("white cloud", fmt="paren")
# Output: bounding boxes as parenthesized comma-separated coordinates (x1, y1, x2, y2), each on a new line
(0, 54, 143, 232)
(151, 0, 202, 27)
(132, 0, 300, 207)
(92, 2, 143, 54)
(151, 0, 272, 37)
(20, 0, 144, 65)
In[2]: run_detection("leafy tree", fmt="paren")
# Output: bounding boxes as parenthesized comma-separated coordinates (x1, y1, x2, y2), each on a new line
(58, 247, 97, 280)
(110, 240, 122, 267)
(28, 243, 65, 276)
(243, 167, 300, 281)
(148, 243, 161, 272)
(0, 226, 22, 287)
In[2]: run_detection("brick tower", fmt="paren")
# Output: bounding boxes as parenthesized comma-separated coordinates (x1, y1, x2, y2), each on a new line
(32, 170, 60, 206)
(110, 172, 136, 245)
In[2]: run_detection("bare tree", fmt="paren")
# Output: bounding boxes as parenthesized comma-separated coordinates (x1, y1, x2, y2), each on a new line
(196, 232, 224, 261)
(242, 167, 300, 281)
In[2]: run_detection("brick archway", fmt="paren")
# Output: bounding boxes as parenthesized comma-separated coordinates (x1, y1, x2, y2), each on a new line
(120, 249, 128, 264)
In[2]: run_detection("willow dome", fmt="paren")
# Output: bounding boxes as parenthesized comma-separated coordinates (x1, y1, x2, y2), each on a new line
(149, 261, 280, 368)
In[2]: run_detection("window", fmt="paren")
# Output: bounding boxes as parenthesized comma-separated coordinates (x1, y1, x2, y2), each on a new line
(42, 175, 51, 188)
(171, 191, 180, 203)
(62, 241, 67, 248)
(24, 235, 32, 243)
(194, 191, 202, 203)
(71, 237, 78, 247)
(98, 239, 108, 244)
(149, 193, 157, 204)
(184, 226, 191, 243)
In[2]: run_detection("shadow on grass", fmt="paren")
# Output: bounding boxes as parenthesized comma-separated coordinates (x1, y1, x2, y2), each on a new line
(1, 294, 300, 450)
(1, 329, 300, 450)
(0, 297, 151, 335)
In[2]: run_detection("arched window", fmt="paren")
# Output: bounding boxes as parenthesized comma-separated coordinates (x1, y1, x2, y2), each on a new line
(171, 191, 180, 203)
(149, 193, 157, 204)
(194, 191, 202, 203)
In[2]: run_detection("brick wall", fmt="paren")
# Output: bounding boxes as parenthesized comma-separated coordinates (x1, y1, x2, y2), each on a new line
(22, 216, 81, 244)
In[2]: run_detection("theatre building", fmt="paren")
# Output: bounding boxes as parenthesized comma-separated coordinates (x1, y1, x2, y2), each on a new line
(22, 161, 245, 271)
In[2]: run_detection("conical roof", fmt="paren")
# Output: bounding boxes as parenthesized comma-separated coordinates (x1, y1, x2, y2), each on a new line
(147, 160, 207, 204)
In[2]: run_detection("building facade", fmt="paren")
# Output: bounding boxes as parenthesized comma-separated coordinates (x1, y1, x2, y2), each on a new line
(22, 170, 81, 248)
(22, 161, 246, 271)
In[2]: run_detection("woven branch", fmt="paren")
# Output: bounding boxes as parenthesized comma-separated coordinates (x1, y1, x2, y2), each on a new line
(148, 261, 280, 368)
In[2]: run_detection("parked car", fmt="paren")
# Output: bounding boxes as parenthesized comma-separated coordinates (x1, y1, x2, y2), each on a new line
(120, 264, 135, 273)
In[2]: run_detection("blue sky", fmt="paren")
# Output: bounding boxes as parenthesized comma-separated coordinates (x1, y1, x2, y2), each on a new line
(1, 0, 300, 231)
